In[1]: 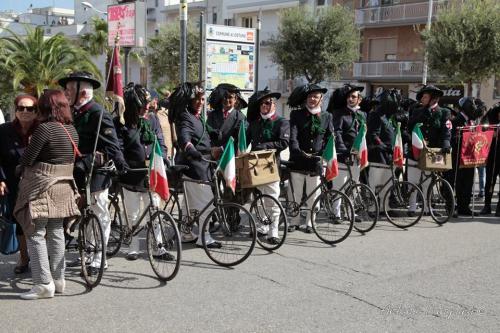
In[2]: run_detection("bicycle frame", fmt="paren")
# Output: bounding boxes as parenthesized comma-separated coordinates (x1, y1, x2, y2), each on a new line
(371, 163, 400, 198)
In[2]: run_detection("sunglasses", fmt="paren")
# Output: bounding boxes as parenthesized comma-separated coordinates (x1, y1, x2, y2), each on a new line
(16, 106, 36, 113)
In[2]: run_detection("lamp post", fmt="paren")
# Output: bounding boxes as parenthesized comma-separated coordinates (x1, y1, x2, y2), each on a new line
(422, 0, 434, 85)
(180, 0, 188, 83)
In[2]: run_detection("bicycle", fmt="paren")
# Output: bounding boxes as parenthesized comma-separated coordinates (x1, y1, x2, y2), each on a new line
(280, 160, 355, 245)
(247, 186, 288, 252)
(171, 157, 257, 267)
(106, 168, 182, 281)
(64, 176, 106, 289)
(415, 169, 455, 224)
(370, 162, 425, 228)
(335, 157, 379, 233)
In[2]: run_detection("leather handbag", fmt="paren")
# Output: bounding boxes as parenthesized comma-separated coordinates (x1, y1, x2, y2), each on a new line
(418, 146, 452, 171)
(236, 150, 280, 188)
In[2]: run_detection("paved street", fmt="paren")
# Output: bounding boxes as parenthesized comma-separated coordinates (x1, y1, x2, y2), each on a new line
(1, 214, 499, 332)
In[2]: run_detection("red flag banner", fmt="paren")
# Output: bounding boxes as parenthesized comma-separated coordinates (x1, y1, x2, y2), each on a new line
(459, 126, 494, 168)
(106, 44, 125, 123)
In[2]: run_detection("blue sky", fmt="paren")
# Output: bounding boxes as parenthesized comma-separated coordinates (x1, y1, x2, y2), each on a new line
(0, 0, 74, 12)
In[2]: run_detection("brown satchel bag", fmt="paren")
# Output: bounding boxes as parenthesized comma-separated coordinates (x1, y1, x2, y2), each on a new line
(418, 146, 452, 171)
(235, 150, 280, 188)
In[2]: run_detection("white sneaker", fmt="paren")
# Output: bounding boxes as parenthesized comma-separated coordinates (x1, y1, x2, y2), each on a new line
(20, 281, 55, 300)
(54, 279, 65, 294)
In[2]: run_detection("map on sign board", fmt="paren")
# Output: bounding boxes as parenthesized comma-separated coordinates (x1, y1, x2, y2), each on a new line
(205, 24, 257, 108)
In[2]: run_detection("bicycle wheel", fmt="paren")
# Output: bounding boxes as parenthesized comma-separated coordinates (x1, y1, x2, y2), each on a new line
(78, 213, 105, 289)
(250, 193, 288, 251)
(147, 210, 182, 281)
(163, 190, 182, 221)
(201, 202, 256, 267)
(427, 177, 455, 225)
(311, 189, 354, 245)
(383, 181, 424, 228)
(345, 183, 379, 233)
(107, 195, 124, 257)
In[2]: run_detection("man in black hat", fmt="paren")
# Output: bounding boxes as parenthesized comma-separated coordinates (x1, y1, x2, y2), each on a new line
(207, 83, 247, 154)
(367, 89, 400, 201)
(407, 85, 452, 214)
(59, 71, 128, 271)
(288, 83, 332, 233)
(114, 83, 168, 260)
(445, 97, 484, 216)
(331, 84, 366, 201)
(172, 82, 221, 248)
(481, 103, 500, 216)
(246, 89, 289, 243)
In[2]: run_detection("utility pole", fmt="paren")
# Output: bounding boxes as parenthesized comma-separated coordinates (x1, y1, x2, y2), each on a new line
(422, 0, 434, 85)
(180, 0, 188, 83)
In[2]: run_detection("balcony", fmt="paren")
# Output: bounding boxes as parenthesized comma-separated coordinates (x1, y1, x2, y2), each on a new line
(355, 0, 448, 27)
(353, 61, 424, 81)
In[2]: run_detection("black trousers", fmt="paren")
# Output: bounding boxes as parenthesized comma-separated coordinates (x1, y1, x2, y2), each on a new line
(445, 152, 474, 211)
(484, 145, 500, 209)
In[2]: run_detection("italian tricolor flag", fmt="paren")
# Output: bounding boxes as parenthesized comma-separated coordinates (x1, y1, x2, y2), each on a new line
(322, 134, 338, 181)
(237, 121, 248, 156)
(393, 122, 404, 168)
(352, 122, 369, 169)
(412, 123, 425, 160)
(149, 138, 169, 201)
(218, 136, 236, 194)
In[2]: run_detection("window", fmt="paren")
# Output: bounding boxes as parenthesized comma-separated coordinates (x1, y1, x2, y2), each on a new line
(224, 18, 233, 26)
(212, 7, 217, 24)
(155, 0, 158, 7)
(317, 0, 326, 5)
(368, 37, 397, 61)
(241, 17, 253, 28)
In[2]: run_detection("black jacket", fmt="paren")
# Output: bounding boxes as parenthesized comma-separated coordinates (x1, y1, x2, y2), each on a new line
(408, 105, 451, 160)
(114, 113, 167, 190)
(367, 108, 395, 164)
(207, 108, 246, 149)
(332, 106, 366, 162)
(174, 110, 213, 181)
(289, 108, 334, 173)
(73, 101, 127, 192)
(247, 114, 290, 157)
(0, 122, 30, 220)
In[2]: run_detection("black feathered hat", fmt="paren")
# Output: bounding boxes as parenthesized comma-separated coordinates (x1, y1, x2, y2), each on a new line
(287, 83, 327, 108)
(344, 83, 364, 96)
(208, 83, 248, 110)
(247, 88, 281, 122)
(168, 82, 205, 124)
(58, 71, 101, 89)
(416, 85, 444, 101)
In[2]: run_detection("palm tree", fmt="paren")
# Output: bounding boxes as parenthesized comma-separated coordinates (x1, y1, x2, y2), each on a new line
(80, 16, 109, 57)
(0, 26, 101, 97)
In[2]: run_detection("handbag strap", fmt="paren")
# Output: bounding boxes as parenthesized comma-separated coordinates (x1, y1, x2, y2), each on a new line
(58, 123, 82, 159)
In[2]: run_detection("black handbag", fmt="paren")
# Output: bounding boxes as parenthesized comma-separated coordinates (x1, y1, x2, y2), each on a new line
(0, 197, 19, 255)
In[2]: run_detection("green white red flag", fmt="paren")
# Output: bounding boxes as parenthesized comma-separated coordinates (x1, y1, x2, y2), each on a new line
(217, 136, 236, 194)
(393, 122, 404, 168)
(237, 121, 248, 155)
(352, 122, 369, 169)
(149, 138, 169, 201)
(322, 134, 338, 181)
(412, 123, 425, 159)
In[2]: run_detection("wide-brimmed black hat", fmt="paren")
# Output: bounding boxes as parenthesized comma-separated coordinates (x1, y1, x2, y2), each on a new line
(247, 88, 281, 122)
(208, 83, 248, 110)
(344, 83, 364, 95)
(288, 83, 327, 108)
(58, 71, 101, 89)
(416, 85, 443, 100)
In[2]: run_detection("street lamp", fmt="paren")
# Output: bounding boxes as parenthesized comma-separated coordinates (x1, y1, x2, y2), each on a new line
(82, 2, 107, 15)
